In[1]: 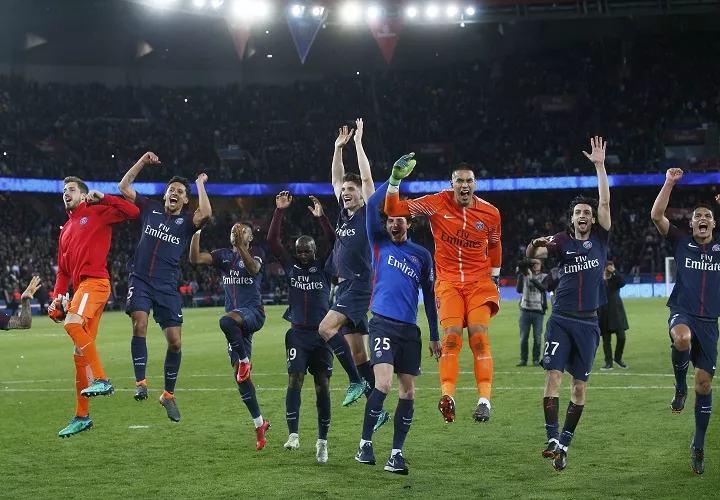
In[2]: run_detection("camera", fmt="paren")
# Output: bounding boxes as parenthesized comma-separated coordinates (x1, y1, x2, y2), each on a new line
(516, 258, 535, 275)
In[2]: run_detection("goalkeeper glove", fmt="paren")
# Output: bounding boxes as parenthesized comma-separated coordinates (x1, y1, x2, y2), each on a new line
(389, 152, 416, 187)
(491, 267, 501, 294)
(48, 293, 69, 323)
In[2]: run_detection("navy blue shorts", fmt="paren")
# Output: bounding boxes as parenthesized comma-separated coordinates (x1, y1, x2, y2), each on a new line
(669, 311, 718, 376)
(332, 279, 371, 334)
(369, 314, 422, 376)
(285, 327, 333, 377)
(125, 273, 182, 330)
(226, 307, 266, 366)
(543, 312, 600, 382)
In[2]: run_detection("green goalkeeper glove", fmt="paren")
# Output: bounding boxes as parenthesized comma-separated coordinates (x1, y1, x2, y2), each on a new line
(389, 152, 416, 187)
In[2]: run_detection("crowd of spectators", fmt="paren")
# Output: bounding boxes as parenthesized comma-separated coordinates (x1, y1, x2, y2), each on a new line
(1, 34, 719, 186)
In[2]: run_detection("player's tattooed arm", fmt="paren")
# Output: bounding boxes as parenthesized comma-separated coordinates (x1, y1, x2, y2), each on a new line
(526, 237, 551, 259)
(354, 118, 375, 200)
(7, 276, 41, 330)
(583, 136, 611, 230)
(332, 125, 353, 199)
(118, 152, 160, 203)
(651, 168, 683, 237)
(189, 231, 213, 265)
(193, 173, 212, 228)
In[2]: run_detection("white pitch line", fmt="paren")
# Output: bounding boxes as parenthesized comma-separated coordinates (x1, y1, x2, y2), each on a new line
(0, 386, 675, 393)
(0, 371, 675, 385)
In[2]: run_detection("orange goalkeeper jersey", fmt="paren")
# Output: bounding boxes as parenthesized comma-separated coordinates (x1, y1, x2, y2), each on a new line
(385, 190, 502, 283)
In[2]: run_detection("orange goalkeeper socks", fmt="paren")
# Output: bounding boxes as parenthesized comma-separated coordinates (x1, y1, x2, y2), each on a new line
(65, 322, 106, 381)
(439, 332, 463, 397)
(470, 332, 493, 400)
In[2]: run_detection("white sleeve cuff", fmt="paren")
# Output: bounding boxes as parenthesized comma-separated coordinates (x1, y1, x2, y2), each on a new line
(387, 184, 399, 194)
(491, 267, 501, 277)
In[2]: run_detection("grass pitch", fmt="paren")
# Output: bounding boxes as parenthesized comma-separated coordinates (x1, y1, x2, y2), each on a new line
(0, 298, 716, 499)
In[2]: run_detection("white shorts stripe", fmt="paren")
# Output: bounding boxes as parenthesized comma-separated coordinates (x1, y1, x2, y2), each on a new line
(77, 293, 90, 316)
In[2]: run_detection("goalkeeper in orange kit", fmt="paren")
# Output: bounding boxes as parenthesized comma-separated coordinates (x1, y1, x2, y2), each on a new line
(384, 155, 502, 423)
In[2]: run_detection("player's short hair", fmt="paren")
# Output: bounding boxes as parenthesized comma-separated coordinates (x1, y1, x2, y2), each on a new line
(451, 163, 475, 179)
(692, 203, 714, 217)
(569, 195, 598, 219)
(63, 176, 89, 194)
(237, 221, 254, 232)
(166, 176, 191, 195)
(342, 172, 362, 188)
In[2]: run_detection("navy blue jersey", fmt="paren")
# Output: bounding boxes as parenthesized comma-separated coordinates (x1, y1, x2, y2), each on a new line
(211, 248, 264, 313)
(666, 224, 720, 318)
(366, 182, 440, 341)
(324, 197, 372, 281)
(546, 226, 610, 313)
(282, 259, 332, 327)
(127, 195, 198, 282)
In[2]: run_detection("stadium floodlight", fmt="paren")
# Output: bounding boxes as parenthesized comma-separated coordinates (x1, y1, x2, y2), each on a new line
(211, 0, 224, 8)
(252, 0, 271, 18)
(465, 6, 475, 15)
(291, 4, 304, 17)
(340, 3, 361, 23)
(367, 5, 380, 20)
(446, 5, 458, 17)
(312, 6, 325, 17)
(426, 4, 438, 17)
(192, 0, 206, 8)
(405, 5, 418, 18)
(152, 0, 177, 7)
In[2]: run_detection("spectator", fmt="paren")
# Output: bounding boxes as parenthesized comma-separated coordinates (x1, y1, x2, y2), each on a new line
(515, 259, 549, 366)
(599, 262, 630, 370)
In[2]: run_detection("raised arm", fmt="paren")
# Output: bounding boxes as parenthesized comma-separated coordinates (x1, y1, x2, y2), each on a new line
(583, 136, 610, 231)
(86, 191, 141, 223)
(526, 236, 552, 260)
(332, 126, 354, 199)
(6, 276, 41, 330)
(236, 226, 261, 276)
(268, 191, 294, 266)
(118, 152, 160, 203)
(192, 173, 212, 228)
(189, 231, 213, 265)
(366, 181, 388, 244)
(353, 118, 375, 201)
(308, 195, 335, 247)
(651, 169, 683, 237)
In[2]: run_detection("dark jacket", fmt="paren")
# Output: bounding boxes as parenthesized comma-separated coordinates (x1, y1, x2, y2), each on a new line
(599, 272, 629, 333)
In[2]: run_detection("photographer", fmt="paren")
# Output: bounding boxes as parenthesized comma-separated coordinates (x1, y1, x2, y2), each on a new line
(599, 261, 629, 369)
(515, 259, 548, 366)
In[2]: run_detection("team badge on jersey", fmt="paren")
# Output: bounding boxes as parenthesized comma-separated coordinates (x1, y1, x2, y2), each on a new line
(475, 221, 485, 231)
(713, 244, 720, 252)
(583, 241, 593, 249)
(80, 217, 88, 225)
(410, 256, 419, 264)
(309, 267, 317, 273)
(175, 218, 184, 225)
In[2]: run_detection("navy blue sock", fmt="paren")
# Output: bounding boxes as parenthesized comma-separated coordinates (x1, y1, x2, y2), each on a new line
(316, 390, 331, 440)
(693, 391, 712, 449)
(219, 316, 248, 360)
(559, 402, 584, 447)
(392, 398, 414, 451)
(237, 378, 262, 419)
(286, 387, 301, 434)
(671, 345, 690, 393)
(362, 388, 388, 441)
(327, 334, 362, 383)
(543, 396, 560, 441)
(164, 350, 181, 394)
(131, 336, 147, 383)
(358, 361, 375, 396)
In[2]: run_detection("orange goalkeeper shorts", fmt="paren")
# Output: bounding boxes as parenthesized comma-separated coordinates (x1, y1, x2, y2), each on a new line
(435, 280, 499, 330)
(68, 278, 111, 321)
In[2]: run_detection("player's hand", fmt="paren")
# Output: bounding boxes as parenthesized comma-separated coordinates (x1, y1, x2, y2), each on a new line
(139, 152, 160, 165)
(21, 276, 41, 300)
(48, 293, 69, 323)
(390, 153, 416, 186)
(276, 191, 292, 209)
(531, 237, 552, 248)
(86, 190, 105, 204)
(334, 125, 354, 150)
(429, 341, 442, 360)
(353, 118, 364, 144)
(666, 168, 683, 184)
(196, 173, 208, 184)
(308, 195, 323, 217)
(582, 136, 606, 167)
